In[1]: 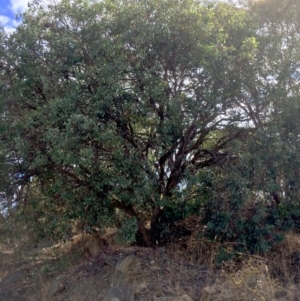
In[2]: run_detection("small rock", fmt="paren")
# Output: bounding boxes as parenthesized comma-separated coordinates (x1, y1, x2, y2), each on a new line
(112, 255, 141, 285)
(116, 255, 141, 274)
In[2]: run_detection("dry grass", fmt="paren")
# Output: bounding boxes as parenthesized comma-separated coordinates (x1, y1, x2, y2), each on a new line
(1, 219, 300, 301)
(166, 230, 300, 301)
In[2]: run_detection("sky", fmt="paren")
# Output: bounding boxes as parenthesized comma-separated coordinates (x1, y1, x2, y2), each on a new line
(0, 0, 28, 32)
(0, 0, 236, 33)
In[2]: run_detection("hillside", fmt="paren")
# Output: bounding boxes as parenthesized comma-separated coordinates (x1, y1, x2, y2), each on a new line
(1, 229, 300, 301)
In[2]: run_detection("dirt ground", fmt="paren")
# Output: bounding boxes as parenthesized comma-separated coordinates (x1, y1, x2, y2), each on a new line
(1, 231, 300, 301)
(0, 239, 220, 301)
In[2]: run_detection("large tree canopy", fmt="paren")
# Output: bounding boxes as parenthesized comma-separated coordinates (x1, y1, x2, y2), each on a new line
(1, 0, 300, 251)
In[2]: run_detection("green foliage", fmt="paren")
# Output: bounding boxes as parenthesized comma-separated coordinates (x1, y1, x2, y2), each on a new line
(116, 216, 138, 244)
(1, 0, 300, 255)
(201, 178, 284, 254)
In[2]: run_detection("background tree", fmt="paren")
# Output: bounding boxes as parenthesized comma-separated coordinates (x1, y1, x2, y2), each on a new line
(199, 0, 300, 255)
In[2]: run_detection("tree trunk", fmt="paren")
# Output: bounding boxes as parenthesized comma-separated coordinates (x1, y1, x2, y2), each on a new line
(136, 221, 152, 247)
